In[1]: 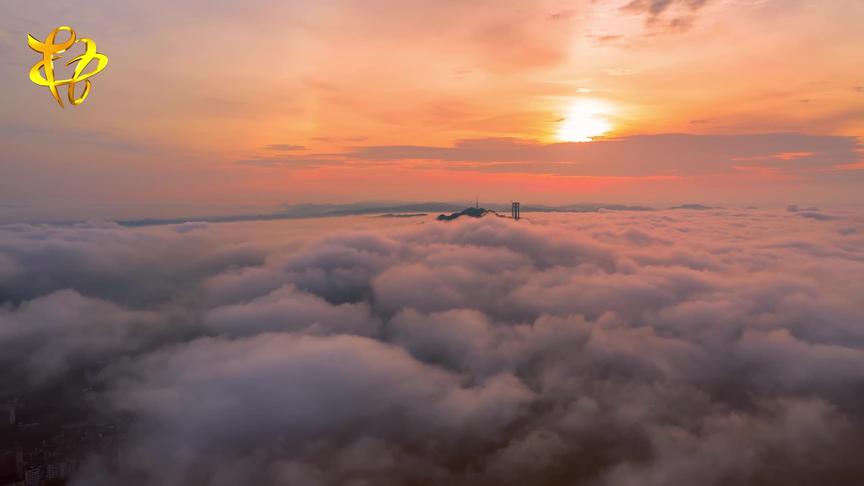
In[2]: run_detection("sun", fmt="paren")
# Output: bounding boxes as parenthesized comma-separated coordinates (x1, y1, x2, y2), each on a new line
(556, 99, 613, 142)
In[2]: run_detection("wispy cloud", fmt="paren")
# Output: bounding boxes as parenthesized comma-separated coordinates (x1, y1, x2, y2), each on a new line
(270, 133, 862, 177)
(621, 0, 714, 31)
(263, 144, 307, 151)
(236, 155, 342, 168)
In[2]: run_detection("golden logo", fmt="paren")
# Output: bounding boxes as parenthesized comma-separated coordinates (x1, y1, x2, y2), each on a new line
(28, 26, 108, 107)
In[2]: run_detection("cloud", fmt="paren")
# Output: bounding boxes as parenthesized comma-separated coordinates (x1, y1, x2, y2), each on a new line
(621, 0, 713, 31)
(786, 203, 821, 212)
(235, 156, 341, 168)
(335, 134, 862, 177)
(263, 144, 307, 151)
(590, 34, 624, 45)
(2, 209, 864, 484)
(0, 290, 169, 389)
(0, 221, 266, 306)
(786, 204, 837, 221)
(104, 333, 533, 484)
(204, 285, 382, 338)
(622, 0, 711, 16)
(796, 211, 835, 221)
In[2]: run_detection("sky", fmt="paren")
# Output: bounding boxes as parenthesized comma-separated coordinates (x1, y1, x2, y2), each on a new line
(4, 3, 864, 482)
(1, 0, 863, 220)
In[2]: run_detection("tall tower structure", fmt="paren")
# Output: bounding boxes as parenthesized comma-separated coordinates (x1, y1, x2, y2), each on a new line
(511, 202, 521, 220)
(5, 400, 16, 426)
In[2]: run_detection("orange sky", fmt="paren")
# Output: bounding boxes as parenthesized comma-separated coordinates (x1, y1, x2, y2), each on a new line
(1, 0, 863, 219)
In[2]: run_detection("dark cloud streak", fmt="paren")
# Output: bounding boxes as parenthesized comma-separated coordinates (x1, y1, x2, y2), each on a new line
(337, 134, 863, 176)
(621, 0, 713, 31)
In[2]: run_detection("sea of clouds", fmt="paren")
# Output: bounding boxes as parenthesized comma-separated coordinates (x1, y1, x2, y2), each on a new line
(1, 208, 864, 485)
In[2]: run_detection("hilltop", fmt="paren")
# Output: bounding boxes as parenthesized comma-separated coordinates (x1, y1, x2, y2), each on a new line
(436, 207, 505, 221)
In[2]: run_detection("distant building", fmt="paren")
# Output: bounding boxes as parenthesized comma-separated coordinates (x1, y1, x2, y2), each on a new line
(46, 461, 74, 480)
(0, 448, 23, 483)
(23, 467, 41, 486)
(511, 202, 521, 220)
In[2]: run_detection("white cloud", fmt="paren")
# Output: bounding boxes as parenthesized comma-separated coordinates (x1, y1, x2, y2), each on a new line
(1, 209, 863, 484)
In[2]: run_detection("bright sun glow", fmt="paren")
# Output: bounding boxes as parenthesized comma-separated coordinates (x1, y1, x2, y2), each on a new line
(556, 99, 613, 142)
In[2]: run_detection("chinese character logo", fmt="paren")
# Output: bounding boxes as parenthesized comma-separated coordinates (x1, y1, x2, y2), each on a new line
(28, 26, 108, 108)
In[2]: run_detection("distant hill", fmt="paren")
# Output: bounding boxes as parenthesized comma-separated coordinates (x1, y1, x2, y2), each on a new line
(119, 202, 464, 227)
(523, 204, 654, 213)
(116, 201, 659, 227)
(669, 204, 715, 210)
(374, 213, 427, 218)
